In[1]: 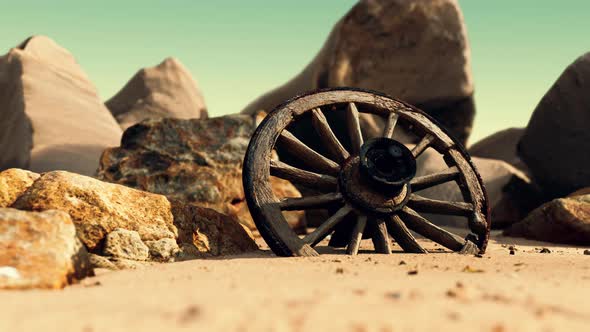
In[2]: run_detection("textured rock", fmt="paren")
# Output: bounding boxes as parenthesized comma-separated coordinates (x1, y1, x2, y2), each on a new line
(0, 168, 39, 207)
(242, 0, 474, 144)
(171, 202, 258, 257)
(88, 254, 118, 270)
(504, 195, 590, 245)
(518, 53, 590, 197)
(145, 238, 180, 261)
(97, 114, 304, 230)
(103, 229, 149, 261)
(0, 35, 122, 175)
(468, 128, 527, 172)
(0, 208, 94, 289)
(106, 57, 207, 130)
(12, 171, 177, 251)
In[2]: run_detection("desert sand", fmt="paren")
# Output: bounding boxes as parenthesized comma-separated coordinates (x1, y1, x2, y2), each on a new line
(1, 232, 589, 332)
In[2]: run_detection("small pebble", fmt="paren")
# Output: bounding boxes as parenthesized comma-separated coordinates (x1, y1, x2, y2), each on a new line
(539, 248, 551, 254)
(407, 270, 418, 275)
(335, 268, 344, 274)
(399, 260, 407, 265)
(509, 250, 515, 255)
(584, 250, 590, 255)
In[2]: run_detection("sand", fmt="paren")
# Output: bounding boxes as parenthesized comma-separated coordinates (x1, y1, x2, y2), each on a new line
(1, 232, 589, 332)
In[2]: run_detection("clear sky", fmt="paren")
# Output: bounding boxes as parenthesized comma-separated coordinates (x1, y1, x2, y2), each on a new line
(1, 0, 588, 142)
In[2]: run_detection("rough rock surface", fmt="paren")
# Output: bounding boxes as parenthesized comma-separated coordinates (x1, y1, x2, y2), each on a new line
(171, 202, 258, 257)
(103, 229, 150, 261)
(0, 208, 94, 289)
(97, 114, 304, 230)
(504, 195, 590, 245)
(518, 53, 590, 197)
(145, 238, 180, 261)
(106, 57, 207, 130)
(12, 171, 177, 251)
(0, 168, 39, 207)
(468, 128, 527, 172)
(241, 0, 474, 144)
(0, 35, 122, 175)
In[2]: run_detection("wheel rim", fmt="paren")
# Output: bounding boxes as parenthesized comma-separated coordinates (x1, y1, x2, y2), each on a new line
(243, 88, 490, 257)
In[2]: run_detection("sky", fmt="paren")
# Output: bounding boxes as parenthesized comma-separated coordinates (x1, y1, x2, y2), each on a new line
(1, 0, 588, 143)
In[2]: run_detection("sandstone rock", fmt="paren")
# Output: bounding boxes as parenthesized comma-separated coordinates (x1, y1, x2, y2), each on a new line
(0, 36, 122, 175)
(504, 195, 590, 245)
(171, 202, 258, 257)
(89, 254, 118, 270)
(241, 0, 474, 144)
(103, 229, 149, 261)
(569, 188, 590, 197)
(106, 57, 207, 130)
(97, 114, 304, 230)
(0, 168, 39, 207)
(518, 53, 590, 197)
(0, 208, 94, 289)
(12, 171, 177, 251)
(145, 238, 180, 261)
(468, 128, 527, 172)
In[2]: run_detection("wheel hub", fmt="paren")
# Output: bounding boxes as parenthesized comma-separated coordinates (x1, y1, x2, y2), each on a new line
(339, 138, 416, 215)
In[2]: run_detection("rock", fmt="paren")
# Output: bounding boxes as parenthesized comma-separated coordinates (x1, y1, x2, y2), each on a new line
(171, 202, 258, 257)
(490, 175, 546, 229)
(89, 254, 118, 270)
(504, 195, 590, 245)
(106, 57, 207, 130)
(103, 229, 150, 261)
(145, 238, 180, 261)
(568, 187, 590, 197)
(12, 170, 177, 251)
(241, 0, 474, 144)
(0, 36, 122, 175)
(97, 114, 304, 231)
(0, 208, 94, 289)
(518, 53, 590, 197)
(109, 258, 151, 270)
(414, 149, 531, 228)
(0, 168, 39, 207)
(468, 128, 527, 172)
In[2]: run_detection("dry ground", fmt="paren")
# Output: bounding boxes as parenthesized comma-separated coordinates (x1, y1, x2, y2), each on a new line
(1, 232, 589, 332)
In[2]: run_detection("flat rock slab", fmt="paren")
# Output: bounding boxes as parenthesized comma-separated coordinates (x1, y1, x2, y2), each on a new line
(0, 208, 93, 289)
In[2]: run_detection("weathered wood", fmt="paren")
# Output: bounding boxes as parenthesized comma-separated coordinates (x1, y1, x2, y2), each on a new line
(383, 112, 399, 139)
(411, 133, 435, 158)
(278, 130, 340, 175)
(410, 166, 460, 192)
(311, 108, 350, 163)
(346, 215, 367, 255)
(400, 206, 465, 251)
(270, 160, 338, 192)
(303, 205, 354, 246)
(372, 219, 392, 254)
(386, 215, 427, 253)
(408, 194, 474, 216)
(279, 192, 343, 211)
(346, 102, 363, 155)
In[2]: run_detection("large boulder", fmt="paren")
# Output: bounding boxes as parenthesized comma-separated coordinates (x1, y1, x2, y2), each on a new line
(106, 57, 207, 130)
(241, 0, 474, 144)
(518, 53, 590, 197)
(468, 128, 527, 172)
(12, 170, 177, 251)
(0, 36, 122, 176)
(0, 208, 94, 289)
(0, 168, 39, 207)
(97, 114, 304, 231)
(504, 195, 590, 245)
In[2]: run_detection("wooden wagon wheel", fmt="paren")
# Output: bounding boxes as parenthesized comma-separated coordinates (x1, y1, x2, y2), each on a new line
(243, 88, 490, 257)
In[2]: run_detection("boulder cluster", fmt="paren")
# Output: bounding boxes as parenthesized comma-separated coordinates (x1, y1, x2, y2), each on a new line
(1, 0, 589, 289)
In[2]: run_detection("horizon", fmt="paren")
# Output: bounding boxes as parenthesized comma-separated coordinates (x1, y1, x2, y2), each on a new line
(1, 0, 588, 143)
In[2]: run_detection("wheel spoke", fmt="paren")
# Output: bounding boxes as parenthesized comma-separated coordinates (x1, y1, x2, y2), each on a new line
(346, 102, 363, 155)
(311, 108, 350, 163)
(372, 219, 392, 254)
(386, 215, 427, 253)
(346, 215, 367, 255)
(279, 193, 343, 211)
(278, 130, 340, 175)
(383, 112, 399, 139)
(270, 160, 337, 192)
(400, 206, 465, 252)
(408, 194, 474, 216)
(410, 166, 460, 192)
(412, 133, 435, 158)
(303, 205, 354, 246)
